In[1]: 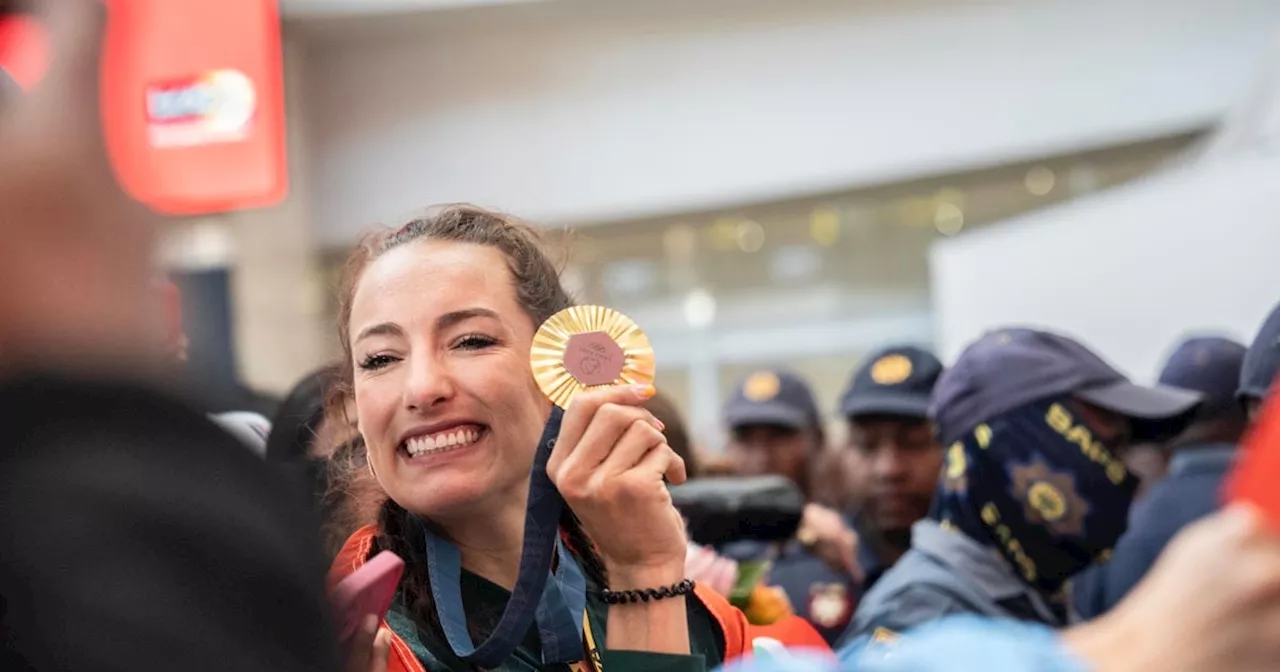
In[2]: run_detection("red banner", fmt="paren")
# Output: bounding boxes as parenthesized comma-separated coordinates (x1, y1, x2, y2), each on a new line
(101, 0, 288, 214)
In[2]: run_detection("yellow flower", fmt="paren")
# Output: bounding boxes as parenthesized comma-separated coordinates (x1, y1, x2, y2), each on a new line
(743, 584, 793, 625)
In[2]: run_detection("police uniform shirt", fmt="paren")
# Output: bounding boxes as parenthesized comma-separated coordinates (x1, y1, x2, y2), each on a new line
(839, 520, 1062, 645)
(1076, 444, 1237, 619)
(721, 539, 862, 645)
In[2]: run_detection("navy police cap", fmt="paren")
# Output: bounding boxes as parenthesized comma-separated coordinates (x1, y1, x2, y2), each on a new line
(839, 345, 942, 420)
(931, 327, 1202, 446)
(724, 369, 822, 431)
(1239, 302, 1280, 405)
(1157, 335, 1246, 418)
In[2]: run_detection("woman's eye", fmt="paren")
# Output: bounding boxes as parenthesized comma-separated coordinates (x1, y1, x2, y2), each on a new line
(358, 353, 398, 371)
(454, 334, 498, 351)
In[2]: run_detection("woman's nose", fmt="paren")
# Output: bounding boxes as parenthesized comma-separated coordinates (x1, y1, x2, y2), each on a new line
(403, 355, 454, 410)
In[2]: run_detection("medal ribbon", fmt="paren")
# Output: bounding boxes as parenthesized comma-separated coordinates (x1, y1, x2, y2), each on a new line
(425, 407, 589, 667)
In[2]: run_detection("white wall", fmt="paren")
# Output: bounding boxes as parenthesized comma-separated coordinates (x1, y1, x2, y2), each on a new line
(301, 0, 1280, 245)
(930, 154, 1280, 381)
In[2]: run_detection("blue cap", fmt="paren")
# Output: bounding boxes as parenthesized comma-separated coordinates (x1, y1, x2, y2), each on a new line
(724, 370, 822, 431)
(839, 345, 943, 419)
(931, 327, 1202, 446)
(1239, 302, 1280, 404)
(1158, 335, 1247, 418)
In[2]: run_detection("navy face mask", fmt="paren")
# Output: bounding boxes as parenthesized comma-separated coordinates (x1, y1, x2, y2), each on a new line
(422, 406, 587, 668)
(930, 396, 1138, 593)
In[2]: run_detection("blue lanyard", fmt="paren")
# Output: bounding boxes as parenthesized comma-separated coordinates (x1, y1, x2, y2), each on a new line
(423, 406, 588, 667)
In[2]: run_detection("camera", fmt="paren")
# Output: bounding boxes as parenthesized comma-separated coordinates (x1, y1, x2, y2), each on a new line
(669, 475, 806, 547)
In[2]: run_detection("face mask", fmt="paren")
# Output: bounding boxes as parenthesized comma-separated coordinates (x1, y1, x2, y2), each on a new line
(930, 395, 1137, 593)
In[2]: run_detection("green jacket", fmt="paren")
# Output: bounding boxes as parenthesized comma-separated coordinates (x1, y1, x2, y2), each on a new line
(332, 525, 749, 672)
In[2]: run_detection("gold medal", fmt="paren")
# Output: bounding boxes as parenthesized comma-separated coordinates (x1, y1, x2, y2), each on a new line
(530, 305, 655, 409)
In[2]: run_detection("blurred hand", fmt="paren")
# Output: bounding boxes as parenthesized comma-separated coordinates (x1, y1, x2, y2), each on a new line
(798, 503, 864, 583)
(547, 385, 689, 585)
(684, 542, 738, 597)
(1064, 504, 1280, 672)
(344, 615, 391, 672)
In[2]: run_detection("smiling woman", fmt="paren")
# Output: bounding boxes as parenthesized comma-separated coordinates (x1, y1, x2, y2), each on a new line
(325, 205, 762, 672)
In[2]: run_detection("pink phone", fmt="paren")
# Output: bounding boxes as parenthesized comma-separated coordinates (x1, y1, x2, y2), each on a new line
(330, 550, 405, 641)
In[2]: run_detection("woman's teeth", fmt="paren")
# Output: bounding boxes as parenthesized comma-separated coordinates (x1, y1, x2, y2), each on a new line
(405, 427, 481, 457)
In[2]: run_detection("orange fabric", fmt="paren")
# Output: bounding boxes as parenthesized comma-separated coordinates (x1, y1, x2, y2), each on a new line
(746, 616, 833, 654)
(743, 584, 793, 625)
(329, 525, 829, 670)
(330, 526, 425, 672)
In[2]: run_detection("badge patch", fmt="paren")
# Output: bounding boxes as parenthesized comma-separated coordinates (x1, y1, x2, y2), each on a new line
(807, 583, 853, 630)
(743, 371, 781, 401)
(870, 355, 912, 385)
(1011, 461, 1090, 536)
(870, 627, 900, 645)
(860, 626, 902, 663)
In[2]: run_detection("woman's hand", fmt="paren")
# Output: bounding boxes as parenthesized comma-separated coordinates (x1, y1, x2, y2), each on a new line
(1063, 504, 1280, 672)
(547, 384, 691, 654)
(685, 541, 738, 597)
(547, 384, 689, 581)
(344, 615, 391, 672)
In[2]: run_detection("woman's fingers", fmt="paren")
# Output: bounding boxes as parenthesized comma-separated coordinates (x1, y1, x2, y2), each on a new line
(554, 385, 654, 451)
(656, 443, 688, 485)
(591, 414, 665, 473)
(554, 416, 664, 502)
(369, 628, 392, 672)
(631, 441, 685, 486)
(344, 615, 380, 672)
(549, 384, 688, 573)
(548, 386, 660, 478)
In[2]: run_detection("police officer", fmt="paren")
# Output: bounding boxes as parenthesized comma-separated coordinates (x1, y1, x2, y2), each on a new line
(1074, 334, 1248, 618)
(721, 369, 861, 644)
(838, 345, 946, 586)
(1238, 301, 1280, 421)
(842, 328, 1202, 642)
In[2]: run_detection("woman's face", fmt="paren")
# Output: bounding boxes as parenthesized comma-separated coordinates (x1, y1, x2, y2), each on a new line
(348, 240, 551, 520)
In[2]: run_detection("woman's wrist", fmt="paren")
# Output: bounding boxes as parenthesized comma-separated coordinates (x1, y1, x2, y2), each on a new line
(602, 559, 692, 655)
(605, 560, 687, 591)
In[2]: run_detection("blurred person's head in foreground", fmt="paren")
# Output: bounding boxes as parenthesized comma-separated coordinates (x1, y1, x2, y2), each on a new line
(723, 369, 824, 496)
(1239, 301, 1280, 421)
(0, 0, 165, 379)
(931, 327, 1202, 595)
(839, 345, 944, 552)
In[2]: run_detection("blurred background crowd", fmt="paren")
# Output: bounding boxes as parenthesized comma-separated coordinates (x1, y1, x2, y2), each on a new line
(179, 0, 1280, 452)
